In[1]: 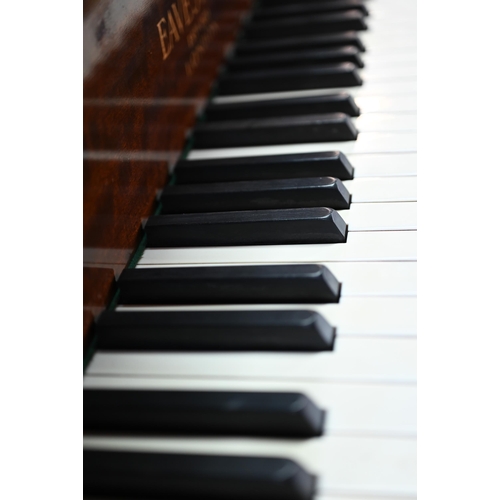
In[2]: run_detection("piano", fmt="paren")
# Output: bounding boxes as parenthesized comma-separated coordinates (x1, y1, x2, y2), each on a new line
(83, 0, 416, 498)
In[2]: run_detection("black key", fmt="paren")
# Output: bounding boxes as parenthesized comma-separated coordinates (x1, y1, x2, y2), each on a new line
(217, 63, 362, 95)
(234, 32, 366, 56)
(84, 450, 317, 500)
(192, 113, 357, 149)
(95, 309, 336, 351)
(242, 10, 367, 39)
(174, 151, 354, 184)
(204, 94, 360, 121)
(226, 47, 364, 72)
(117, 264, 341, 304)
(144, 207, 347, 247)
(161, 177, 351, 213)
(252, 0, 369, 20)
(84, 389, 326, 436)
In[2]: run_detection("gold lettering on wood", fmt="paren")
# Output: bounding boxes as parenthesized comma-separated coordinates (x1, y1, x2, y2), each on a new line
(167, 11, 180, 45)
(157, 0, 210, 63)
(171, 4, 184, 34)
(156, 18, 171, 60)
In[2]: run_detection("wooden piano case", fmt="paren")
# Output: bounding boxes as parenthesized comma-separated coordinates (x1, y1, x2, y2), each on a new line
(83, 0, 252, 350)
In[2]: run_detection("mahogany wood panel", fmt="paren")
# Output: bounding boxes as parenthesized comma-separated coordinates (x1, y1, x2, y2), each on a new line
(83, 157, 170, 347)
(84, 0, 251, 99)
(83, 0, 250, 349)
(83, 158, 168, 251)
(83, 103, 198, 151)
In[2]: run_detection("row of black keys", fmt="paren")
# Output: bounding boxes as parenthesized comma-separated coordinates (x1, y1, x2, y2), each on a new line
(148, 151, 352, 247)
(215, 2, 368, 98)
(193, 4, 368, 144)
(195, 45, 366, 146)
(146, 6, 367, 247)
(98, 263, 338, 351)
(195, 55, 362, 146)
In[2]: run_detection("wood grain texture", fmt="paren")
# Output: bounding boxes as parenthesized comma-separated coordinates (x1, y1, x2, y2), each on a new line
(83, 0, 250, 347)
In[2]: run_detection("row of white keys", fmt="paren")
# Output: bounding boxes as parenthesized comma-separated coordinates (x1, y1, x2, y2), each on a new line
(355, 94, 417, 113)
(83, 434, 416, 497)
(344, 176, 417, 201)
(138, 231, 416, 265)
(358, 65, 416, 82)
(86, 336, 416, 382)
(351, 112, 416, 133)
(349, 152, 417, 177)
(341, 201, 417, 231)
(365, 15, 417, 28)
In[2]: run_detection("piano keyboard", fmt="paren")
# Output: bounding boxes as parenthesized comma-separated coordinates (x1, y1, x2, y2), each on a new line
(83, 0, 417, 498)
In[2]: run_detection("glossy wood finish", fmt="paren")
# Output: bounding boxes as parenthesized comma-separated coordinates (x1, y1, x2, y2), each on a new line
(83, 0, 251, 348)
(83, 104, 197, 151)
(83, 157, 169, 349)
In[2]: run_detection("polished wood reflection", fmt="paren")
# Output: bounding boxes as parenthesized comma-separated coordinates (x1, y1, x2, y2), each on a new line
(83, 0, 250, 348)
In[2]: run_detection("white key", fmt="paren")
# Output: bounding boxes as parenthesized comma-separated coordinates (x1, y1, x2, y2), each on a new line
(84, 375, 417, 437)
(366, 13, 417, 23)
(365, 33, 417, 44)
(351, 80, 416, 98)
(118, 296, 417, 337)
(362, 52, 417, 66)
(188, 132, 416, 160)
(361, 38, 416, 51)
(361, 50, 417, 63)
(341, 202, 417, 231)
(357, 57, 417, 72)
(359, 66, 416, 81)
(138, 231, 417, 265)
(356, 95, 417, 113)
(352, 112, 416, 132)
(86, 336, 417, 382)
(136, 262, 417, 297)
(364, 20, 417, 30)
(83, 434, 416, 497)
(350, 153, 417, 177)
(360, 33, 416, 49)
(368, 13, 416, 24)
(345, 177, 417, 202)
